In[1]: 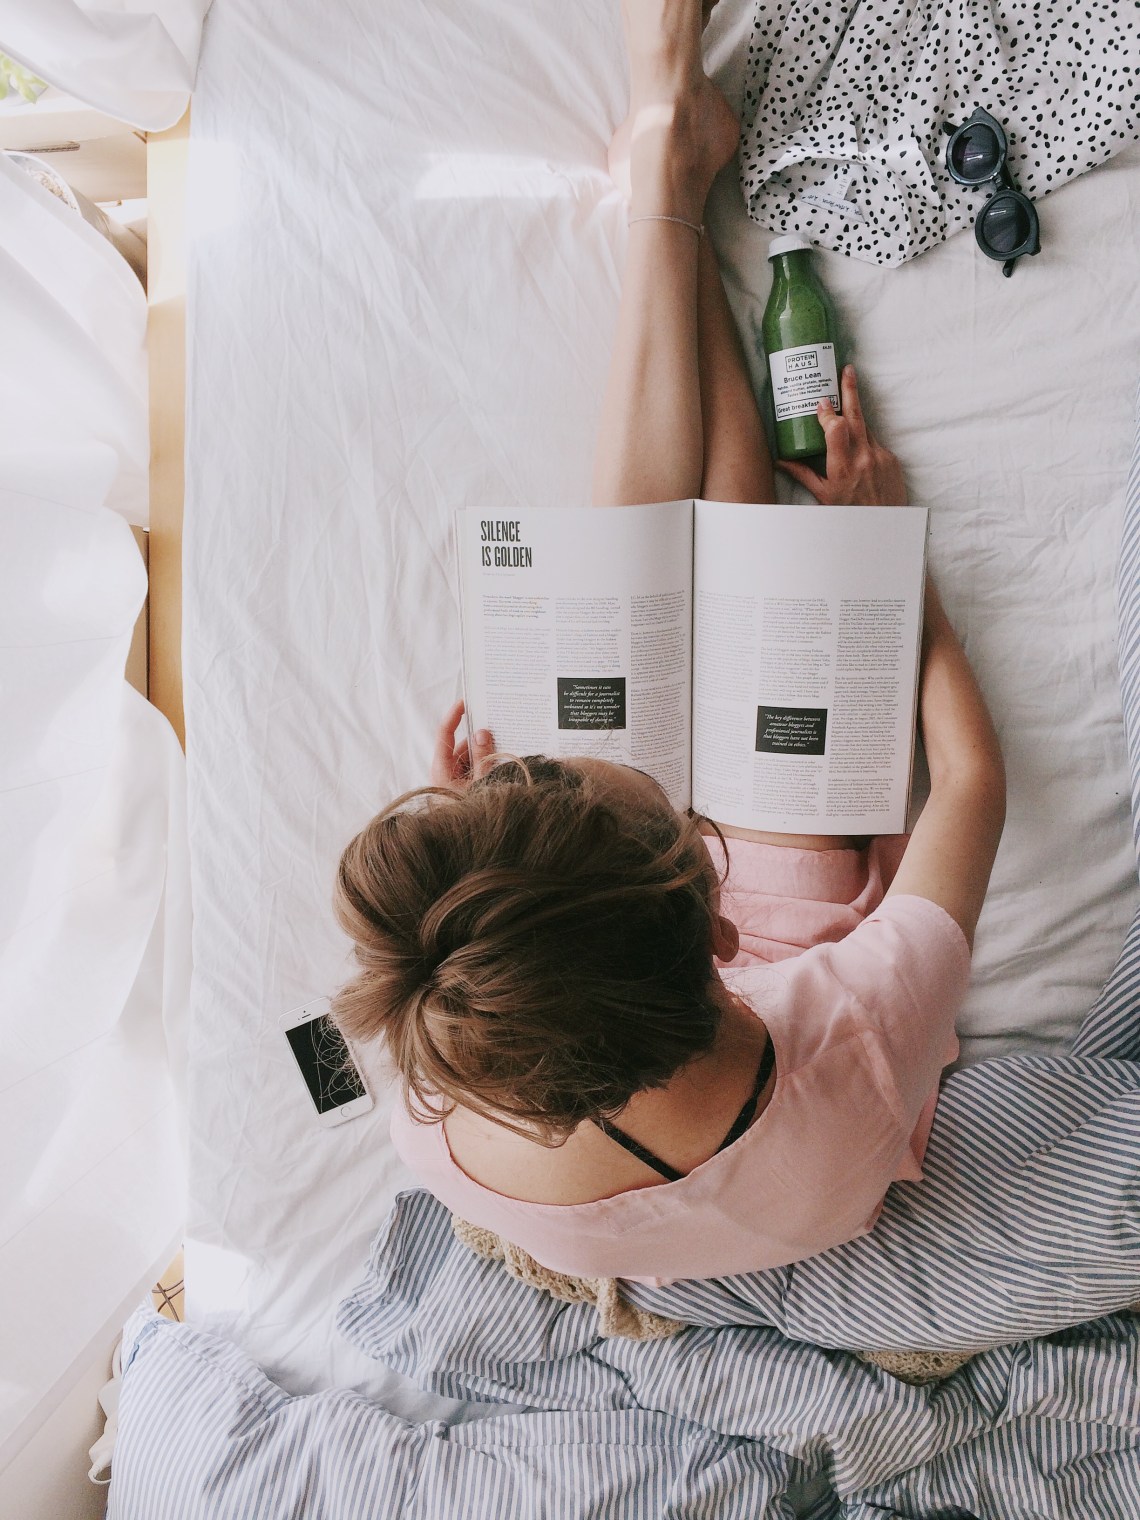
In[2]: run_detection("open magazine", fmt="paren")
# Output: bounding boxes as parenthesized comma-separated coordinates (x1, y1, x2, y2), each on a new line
(456, 499, 928, 835)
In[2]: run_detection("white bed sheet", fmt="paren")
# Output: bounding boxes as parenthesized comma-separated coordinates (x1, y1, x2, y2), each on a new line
(183, 0, 1140, 1401)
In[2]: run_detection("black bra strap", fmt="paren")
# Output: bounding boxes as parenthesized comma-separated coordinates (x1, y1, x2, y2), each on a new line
(594, 1115, 684, 1182)
(595, 1034, 776, 1182)
(718, 1034, 776, 1151)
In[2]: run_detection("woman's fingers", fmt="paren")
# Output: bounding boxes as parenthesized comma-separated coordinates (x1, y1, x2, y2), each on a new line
(431, 698, 462, 763)
(430, 698, 466, 785)
(436, 698, 464, 747)
(839, 364, 865, 436)
(776, 456, 829, 501)
(431, 698, 496, 786)
(817, 395, 850, 449)
(470, 726, 496, 777)
(817, 396, 855, 481)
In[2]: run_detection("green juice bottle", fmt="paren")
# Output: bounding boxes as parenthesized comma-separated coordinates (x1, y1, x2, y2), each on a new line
(761, 234, 841, 461)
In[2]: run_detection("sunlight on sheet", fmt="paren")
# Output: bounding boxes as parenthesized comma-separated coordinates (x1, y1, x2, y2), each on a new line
(184, 1238, 256, 1313)
(186, 139, 244, 238)
(414, 153, 583, 202)
(0, 1376, 28, 1427)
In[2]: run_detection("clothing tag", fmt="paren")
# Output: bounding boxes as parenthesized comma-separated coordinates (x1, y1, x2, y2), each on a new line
(798, 166, 866, 222)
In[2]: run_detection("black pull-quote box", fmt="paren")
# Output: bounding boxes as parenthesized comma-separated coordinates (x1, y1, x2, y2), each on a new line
(557, 677, 628, 730)
(755, 705, 828, 757)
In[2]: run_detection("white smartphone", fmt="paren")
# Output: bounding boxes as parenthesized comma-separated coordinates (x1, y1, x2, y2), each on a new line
(283, 1000, 374, 1127)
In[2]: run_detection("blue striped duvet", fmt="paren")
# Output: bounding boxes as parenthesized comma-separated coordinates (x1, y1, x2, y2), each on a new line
(339, 1188, 1140, 1516)
(109, 1185, 1140, 1518)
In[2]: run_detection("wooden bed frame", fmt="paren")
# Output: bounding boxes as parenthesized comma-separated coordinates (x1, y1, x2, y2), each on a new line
(138, 111, 190, 1346)
(146, 109, 188, 749)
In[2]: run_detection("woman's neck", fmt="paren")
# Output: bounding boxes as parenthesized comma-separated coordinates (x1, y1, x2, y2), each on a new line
(442, 986, 773, 1203)
(611, 988, 766, 1133)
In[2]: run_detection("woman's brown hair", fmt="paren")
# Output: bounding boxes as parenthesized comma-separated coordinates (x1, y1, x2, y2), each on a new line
(331, 757, 726, 1142)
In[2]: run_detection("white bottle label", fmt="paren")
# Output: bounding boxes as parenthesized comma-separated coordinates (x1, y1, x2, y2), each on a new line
(768, 342, 840, 423)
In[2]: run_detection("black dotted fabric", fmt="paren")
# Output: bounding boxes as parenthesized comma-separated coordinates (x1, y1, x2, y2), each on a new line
(738, 0, 1140, 263)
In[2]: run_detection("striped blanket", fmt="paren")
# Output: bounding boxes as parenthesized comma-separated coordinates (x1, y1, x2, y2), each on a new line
(109, 1182, 1140, 1518)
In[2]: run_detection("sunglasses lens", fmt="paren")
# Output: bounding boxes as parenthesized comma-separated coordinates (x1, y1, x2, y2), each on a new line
(979, 194, 1033, 254)
(951, 124, 1000, 182)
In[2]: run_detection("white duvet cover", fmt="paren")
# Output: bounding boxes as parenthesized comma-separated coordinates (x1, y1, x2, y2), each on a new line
(183, 0, 1140, 1399)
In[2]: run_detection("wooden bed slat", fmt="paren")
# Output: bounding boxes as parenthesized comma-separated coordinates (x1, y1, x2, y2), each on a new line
(146, 108, 189, 750)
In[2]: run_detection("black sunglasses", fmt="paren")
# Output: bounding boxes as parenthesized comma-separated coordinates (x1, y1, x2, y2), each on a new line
(943, 108, 1041, 277)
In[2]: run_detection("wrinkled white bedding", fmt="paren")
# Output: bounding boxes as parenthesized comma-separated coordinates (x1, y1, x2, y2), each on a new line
(183, 0, 1140, 1402)
(0, 150, 188, 1495)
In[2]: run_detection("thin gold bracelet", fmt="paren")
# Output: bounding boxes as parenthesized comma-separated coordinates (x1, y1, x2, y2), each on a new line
(627, 213, 705, 237)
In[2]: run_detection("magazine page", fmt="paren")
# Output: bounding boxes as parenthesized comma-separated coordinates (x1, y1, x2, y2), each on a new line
(691, 500, 928, 834)
(456, 500, 695, 810)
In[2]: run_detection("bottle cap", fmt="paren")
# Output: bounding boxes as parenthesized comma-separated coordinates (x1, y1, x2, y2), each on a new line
(767, 234, 813, 259)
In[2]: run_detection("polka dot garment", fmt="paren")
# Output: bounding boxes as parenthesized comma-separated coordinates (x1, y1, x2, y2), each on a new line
(738, 0, 1140, 264)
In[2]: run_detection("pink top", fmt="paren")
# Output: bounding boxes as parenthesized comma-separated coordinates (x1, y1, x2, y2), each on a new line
(391, 839, 970, 1281)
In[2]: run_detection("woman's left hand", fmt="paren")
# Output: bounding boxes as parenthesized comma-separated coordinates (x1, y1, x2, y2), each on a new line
(776, 364, 908, 507)
(430, 699, 496, 791)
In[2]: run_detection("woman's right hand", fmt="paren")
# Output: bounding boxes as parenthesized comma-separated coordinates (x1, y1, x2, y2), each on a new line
(430, 699, 497, 792)
(777, 365, 908, 507)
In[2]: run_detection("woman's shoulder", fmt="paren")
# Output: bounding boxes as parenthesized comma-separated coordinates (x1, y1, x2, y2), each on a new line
(394, 1097, 676, 1207)
(725, 893, 971, 1068)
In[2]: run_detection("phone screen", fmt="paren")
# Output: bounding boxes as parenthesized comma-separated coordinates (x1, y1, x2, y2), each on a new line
(285, 1014, 367, 1114)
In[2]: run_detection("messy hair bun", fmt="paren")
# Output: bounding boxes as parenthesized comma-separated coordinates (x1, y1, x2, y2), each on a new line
(331, 757, 724, 1141)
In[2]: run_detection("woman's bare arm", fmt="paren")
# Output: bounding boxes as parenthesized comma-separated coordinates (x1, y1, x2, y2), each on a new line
(884, 577, 1005, 946)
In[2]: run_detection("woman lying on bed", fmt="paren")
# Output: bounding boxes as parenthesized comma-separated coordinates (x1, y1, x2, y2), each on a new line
(330, 0, 1140, 1350)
